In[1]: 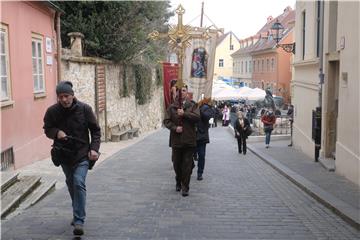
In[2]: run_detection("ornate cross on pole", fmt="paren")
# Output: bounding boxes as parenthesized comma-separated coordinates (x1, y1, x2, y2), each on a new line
(148, 4, 211, 89)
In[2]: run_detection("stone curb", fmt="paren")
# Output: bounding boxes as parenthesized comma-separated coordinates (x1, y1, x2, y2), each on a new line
(227, 126, 360, 231)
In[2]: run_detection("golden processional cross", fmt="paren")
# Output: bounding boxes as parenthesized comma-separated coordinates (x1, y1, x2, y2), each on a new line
(148, 4, 211, 89)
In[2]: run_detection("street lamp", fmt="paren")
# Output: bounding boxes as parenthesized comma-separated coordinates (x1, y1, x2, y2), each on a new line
(270, 19, 295, 54)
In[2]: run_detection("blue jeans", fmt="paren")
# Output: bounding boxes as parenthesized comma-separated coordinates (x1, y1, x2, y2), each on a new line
(265, 130, 272, 145)
(196, 142, 207, 176)
(61, 160, 89, 225)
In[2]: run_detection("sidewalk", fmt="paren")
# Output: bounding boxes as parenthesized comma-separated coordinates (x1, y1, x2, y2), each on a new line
(246, 137, 360, 230)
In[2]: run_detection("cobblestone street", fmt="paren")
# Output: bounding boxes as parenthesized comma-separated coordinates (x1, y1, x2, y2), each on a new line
(2, 127, 359, 240)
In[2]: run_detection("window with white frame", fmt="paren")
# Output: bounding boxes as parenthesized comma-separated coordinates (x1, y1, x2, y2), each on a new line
(219, 59, 224, 67)
(32, 35, 45, 93)
(1, 24, 11, 101)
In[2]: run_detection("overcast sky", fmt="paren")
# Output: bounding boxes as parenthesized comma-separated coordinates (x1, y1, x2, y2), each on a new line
(169, 0, 296, 39)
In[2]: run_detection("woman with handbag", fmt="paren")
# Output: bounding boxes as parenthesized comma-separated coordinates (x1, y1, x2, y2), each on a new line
(234, 111, 250, 155)
(261, 109, 276, 148)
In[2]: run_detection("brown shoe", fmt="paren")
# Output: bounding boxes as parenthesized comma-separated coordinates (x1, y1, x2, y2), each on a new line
(73, 224, 84, 236)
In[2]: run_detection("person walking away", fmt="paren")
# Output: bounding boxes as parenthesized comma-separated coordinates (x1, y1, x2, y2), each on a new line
(43, 81, 101, 236)
(234, 111, 250, 154)
(163, 84, 200, 197)
(222, 105, 230, 126)
(261, 109, 276, 148)
(287, 105, 294, 147)
(195, 97, 215, 180)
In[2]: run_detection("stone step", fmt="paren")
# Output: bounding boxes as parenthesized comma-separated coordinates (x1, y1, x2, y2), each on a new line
(1, 172, 19, 193)
(1, 175, 41, 218)
(19, 179, 56, 210)
(6, 179, 57, 219)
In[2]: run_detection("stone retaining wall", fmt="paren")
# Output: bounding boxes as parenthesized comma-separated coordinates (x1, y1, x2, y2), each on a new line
(61, 50, 164, 141)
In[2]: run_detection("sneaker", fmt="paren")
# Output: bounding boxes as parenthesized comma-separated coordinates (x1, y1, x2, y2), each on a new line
(70, 220, 74, 226)
(176, 183, 181, 192)
(182, 191, 189, 197)
(243, 151, 246, 155)
(197, 175, 203, 181)
(73, 224, 84, 236)
(266, 145, 269, 148)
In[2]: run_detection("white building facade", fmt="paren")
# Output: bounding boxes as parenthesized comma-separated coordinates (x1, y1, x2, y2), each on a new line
(292, 1, 359, 185)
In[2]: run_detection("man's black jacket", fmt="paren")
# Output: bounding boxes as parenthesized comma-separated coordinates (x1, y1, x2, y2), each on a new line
(43, 98, 101, 167)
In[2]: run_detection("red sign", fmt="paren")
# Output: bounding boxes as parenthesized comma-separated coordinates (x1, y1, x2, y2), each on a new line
(162, 62, 178, 110)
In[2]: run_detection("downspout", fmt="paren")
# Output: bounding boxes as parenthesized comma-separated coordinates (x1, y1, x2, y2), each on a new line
(56, 11, 62, 83)
(314, 1, 325, 162)
(318, 1, 325, 107)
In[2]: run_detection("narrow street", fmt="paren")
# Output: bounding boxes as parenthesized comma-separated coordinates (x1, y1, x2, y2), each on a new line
(2, 127, 359, 239)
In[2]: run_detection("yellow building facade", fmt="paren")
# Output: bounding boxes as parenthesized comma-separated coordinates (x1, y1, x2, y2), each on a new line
(213, 32, 240, 80)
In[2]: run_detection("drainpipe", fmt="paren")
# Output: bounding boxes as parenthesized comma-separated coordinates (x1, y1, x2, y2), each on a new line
(318, 1, 325, 108)
(56, 11, 62, 83)
(314, 1, 325, 162)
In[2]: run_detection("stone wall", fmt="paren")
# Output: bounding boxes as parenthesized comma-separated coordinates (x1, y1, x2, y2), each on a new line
(61, 51, 164, 141)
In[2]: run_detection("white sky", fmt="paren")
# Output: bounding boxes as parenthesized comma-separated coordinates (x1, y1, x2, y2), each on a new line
(169, 0, 296, 39)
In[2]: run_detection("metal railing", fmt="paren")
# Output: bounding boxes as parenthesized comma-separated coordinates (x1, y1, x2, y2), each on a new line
(1, 147, 14, 171)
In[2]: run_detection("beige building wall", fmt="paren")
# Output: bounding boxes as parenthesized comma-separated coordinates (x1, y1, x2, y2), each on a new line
(324, 1, 359, 185)
(293, 0, 360, 185)
(232, 54, 252, 86)
(213, 33, 240, 79)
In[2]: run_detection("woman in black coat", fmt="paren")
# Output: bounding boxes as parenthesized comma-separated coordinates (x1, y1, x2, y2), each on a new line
(234, 111, 250, 155)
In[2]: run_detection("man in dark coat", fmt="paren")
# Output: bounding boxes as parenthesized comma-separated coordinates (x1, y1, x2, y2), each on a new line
(195, 98, 215, 180)
(163, 85, 200, 197)
(43, 81, 101, 236)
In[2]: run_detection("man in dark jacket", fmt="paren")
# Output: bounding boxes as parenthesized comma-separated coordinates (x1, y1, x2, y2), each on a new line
(43, 81, 101, 236)
(195, 98, 215, 180)
(163, 85, 200, 197)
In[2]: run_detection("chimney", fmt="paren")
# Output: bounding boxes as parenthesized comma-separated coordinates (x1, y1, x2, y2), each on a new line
(67, 32, 84, 57)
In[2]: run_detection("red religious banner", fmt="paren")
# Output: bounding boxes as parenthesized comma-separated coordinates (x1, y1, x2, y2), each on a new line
(162, 62, 178, 110)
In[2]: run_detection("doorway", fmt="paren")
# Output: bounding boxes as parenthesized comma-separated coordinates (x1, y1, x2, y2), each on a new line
(325, 60, 339, 159)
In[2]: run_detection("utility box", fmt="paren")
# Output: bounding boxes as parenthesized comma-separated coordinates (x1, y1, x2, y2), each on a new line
(312, 107, 322, 161)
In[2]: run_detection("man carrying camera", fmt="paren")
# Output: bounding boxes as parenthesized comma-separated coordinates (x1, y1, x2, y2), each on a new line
(43, 81, 101, 236)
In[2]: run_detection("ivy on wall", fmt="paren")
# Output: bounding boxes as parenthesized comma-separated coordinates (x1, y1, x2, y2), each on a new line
(121, 65, 129, 97)
(134, 64, 152, 105)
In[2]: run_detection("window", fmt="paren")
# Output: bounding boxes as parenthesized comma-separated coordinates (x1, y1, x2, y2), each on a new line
(302, 11, 306, 60)
(241, 61, 243, 73)
(245, 61, 247, 73)
(253, 60, 256, 72)
(249, 61, 252, 73)
(230, 44, 234, 50)
(271, 58, 275, 71)
(1, 24, 11, 101)
(261, 59, 264, 72)
(316, 1, 321, 57)
(32, 35, 45, 93)
(219, 59, 224, 67)
(266, 59, 270, 72)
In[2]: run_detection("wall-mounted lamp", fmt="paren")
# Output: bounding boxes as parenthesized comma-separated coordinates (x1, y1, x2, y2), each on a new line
(270, 19, 295, 54)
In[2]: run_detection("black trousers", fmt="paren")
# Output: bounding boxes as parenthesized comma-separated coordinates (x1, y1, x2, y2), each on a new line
(172, 147, 195, 192)
(237, 136, 247, 153)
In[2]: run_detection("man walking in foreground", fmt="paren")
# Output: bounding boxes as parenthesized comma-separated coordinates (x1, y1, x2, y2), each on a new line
(43, 81, 101, 236)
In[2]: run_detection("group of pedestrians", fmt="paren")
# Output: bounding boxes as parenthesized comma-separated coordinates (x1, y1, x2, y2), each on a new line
(41, 81, 289, 236)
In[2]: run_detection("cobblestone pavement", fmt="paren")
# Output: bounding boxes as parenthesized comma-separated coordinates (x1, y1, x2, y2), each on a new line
(2, 128, 359, 239)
